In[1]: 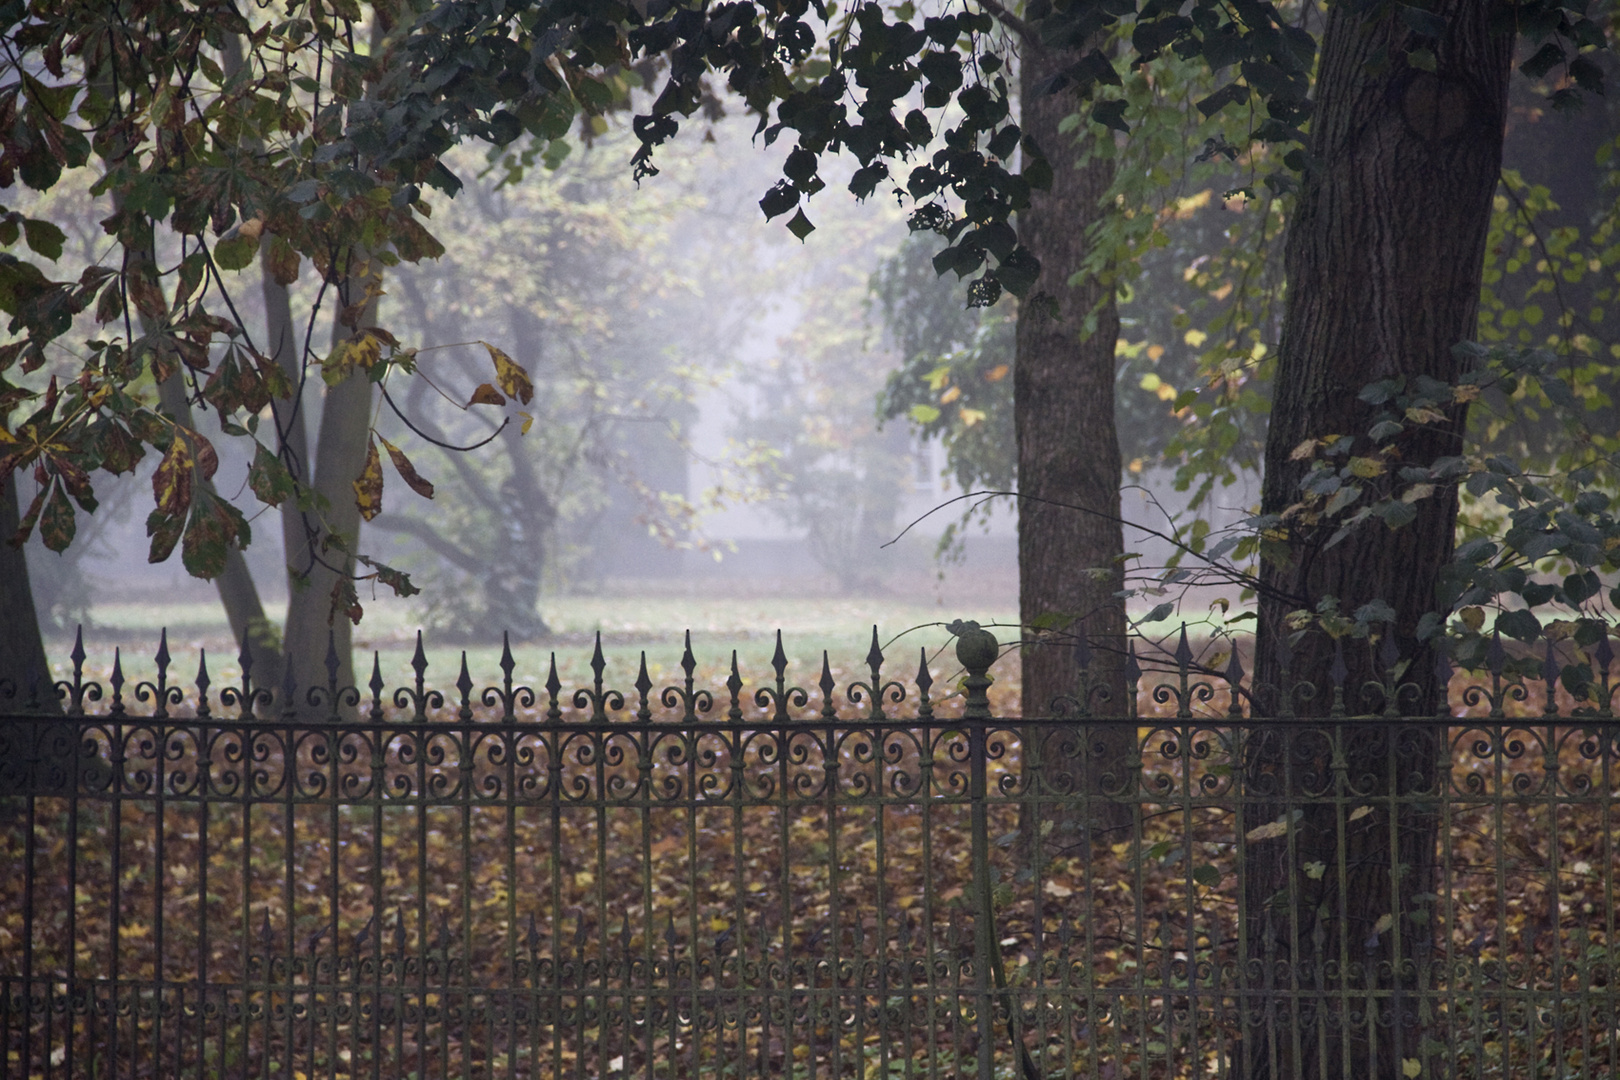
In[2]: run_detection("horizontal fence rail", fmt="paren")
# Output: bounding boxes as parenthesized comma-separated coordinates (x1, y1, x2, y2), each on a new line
(2, 623, 1619, 1080)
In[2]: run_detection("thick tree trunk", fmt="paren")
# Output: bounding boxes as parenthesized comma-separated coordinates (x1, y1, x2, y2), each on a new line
(0, 482, 58, 713)
(1244, 6, 1513, 1078)
(1014, 38, 1132, 843)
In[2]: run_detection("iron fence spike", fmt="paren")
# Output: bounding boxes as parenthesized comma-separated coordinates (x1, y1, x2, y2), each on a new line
(110, 647, 124, 715)
(1597, 631, 1615, 672)
(325, 629, 340, 691)
(1175, 623, 1192, 671)
(411, 630, 428, 682)
(457, 651, 474, 719)
(1488, 629, 1505, 676)
(635, 651, 653, 721)
(70, 624, 85, 670)
(1226, 645, 1245, 685)
(681, 630, 696, 679)
(1433, 645, 1453, 691)
(772, 630, 788, 682)
(727, 650, 744, 721)
(500, 631, 515, 682)
(916, 647, 933, 719)
(820, 651, 836, 719)
(546, 653, 562, 722)
(369, 652, 384, 716)
(1379, 631, 1399, 672)
(155, 627, 171, 675)
(1329, 638, 1347, 688)
(866, 625, 884, 675)
(1072, 619, 1092, 672)
(280, 648, 297, 719)
(195, 649, 211, 718)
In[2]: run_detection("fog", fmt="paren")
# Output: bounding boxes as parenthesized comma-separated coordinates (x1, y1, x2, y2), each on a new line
(17, 103, 1261, 657)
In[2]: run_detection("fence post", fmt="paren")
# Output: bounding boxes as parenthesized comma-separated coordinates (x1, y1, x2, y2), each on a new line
(956, 622, 998, 1080)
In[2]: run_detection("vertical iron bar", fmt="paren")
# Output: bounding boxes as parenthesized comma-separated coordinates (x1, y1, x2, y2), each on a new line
(65, 720, 81, 1080)
(21, 722, 37, 1080)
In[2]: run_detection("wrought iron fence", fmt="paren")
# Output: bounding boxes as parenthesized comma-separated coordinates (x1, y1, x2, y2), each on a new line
(2, 621, 1618, 1080)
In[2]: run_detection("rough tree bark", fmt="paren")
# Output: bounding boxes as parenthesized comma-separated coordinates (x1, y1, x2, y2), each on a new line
(1013, 32, 1132, 842)
(1243, 6, 1513, 1078)
(0, 482, 57, 713)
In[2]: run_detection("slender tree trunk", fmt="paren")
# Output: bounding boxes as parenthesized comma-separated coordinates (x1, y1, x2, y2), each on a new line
(0, 482, 58, 713)
(1014, 36, 1132, 844)
(1244, 7, 1513, 1077)
(153, 373, 283, 677)
(280, 266, 377, 707)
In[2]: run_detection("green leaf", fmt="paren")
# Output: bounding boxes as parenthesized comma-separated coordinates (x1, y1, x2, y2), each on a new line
(248, 443, 298, 507)
(1090, 99, 1129, 133)
(213, 233, 258, 271)
(146, 508, 184, 563)
(1496, 609, 1541, 642)
(22, 218, 66, 261)
(1192, 864, 1222, 888)
(1141, 601, 1174, 624)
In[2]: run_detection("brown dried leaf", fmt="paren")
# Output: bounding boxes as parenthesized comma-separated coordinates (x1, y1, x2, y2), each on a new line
(468, 382, 506, 407)
(379, 436, 434, 499)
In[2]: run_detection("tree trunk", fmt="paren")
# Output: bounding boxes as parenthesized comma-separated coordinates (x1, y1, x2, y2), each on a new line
(154, 373, 284, 679)
(261, 233, 311, 682)
(0, 482, 58, 714)
(1014, 37, 1133, 846)
(1244, 6, 1513, 1077)
(280, 267, 377, 711)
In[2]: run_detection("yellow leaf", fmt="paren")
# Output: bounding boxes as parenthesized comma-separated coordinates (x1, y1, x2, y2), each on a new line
(984, 363, 1010, 382)
(518, 410, 534, 435)
(1043, 879, 1074, 898)
(1289, 439, 1318, 462)
(1374, 913, 1394, 935)
(352, 437, 383, 521)
(1348, 805, 1373, 822)
(1459, 606, 1485, 632)
(1303, 861, 1326, 880)
(152, 433, 193, 517)
(1146, 344, 1165, 361)
(1453, 384, 1481, 403)
(1348, 456, 1385, 478)
(1405, 406, 1447, 425)
(959, 407, 986, 427)
(483, 341, 533, 404)
(940, 385, 962, 404)
(1402, 1059, 1422, 1079)
(1246, 819, 1290, 842)
(1402, 483, 1435, 503)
